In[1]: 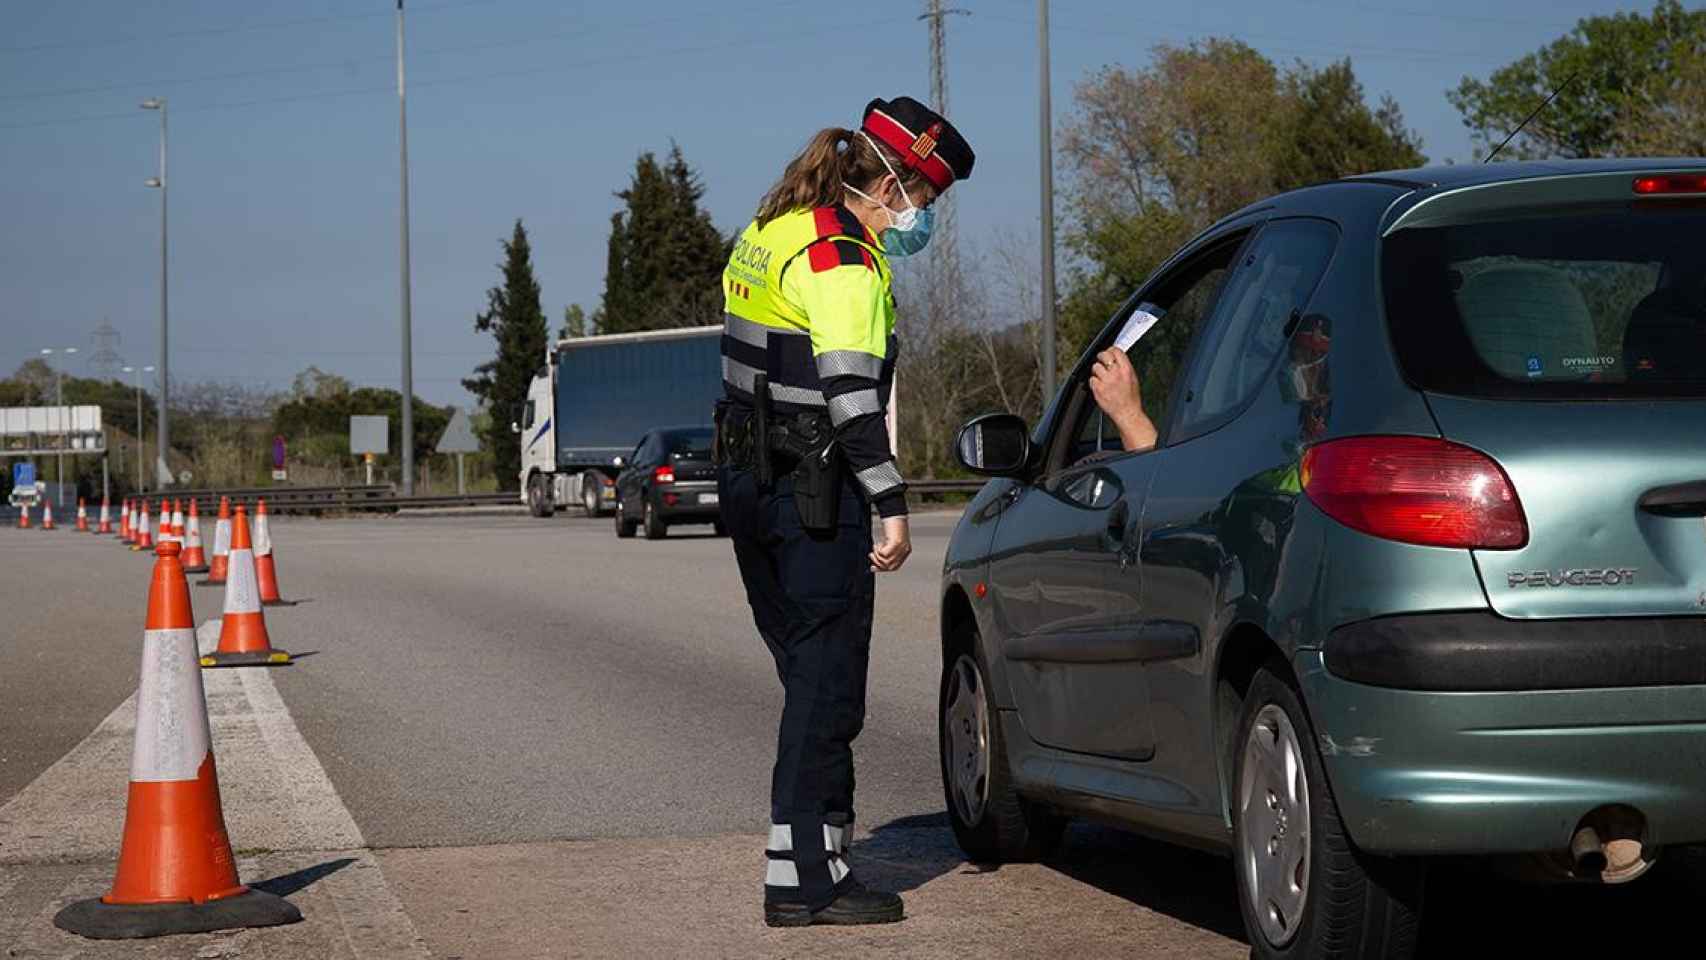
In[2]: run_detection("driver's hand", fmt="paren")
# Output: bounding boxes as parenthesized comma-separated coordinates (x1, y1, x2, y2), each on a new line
(1089, 349, 1158, 452)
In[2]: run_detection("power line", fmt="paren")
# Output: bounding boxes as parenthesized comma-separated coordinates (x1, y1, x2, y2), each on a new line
(1, 14, 910, 132)
(0, 0, 500, 57)
(2, 0, 808, 104)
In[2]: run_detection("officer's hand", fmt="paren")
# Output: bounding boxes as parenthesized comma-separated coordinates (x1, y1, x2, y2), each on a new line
(870, 516, 912, 573)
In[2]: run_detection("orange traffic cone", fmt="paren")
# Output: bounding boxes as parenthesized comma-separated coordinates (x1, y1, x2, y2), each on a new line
(133, 501, 153, 551)
(152, 499, 172, 554)
(170, 500, 185, 549)
(200, 497, 232, 586)
(182, 499, 209, 573)
(41, 499, 55, 530)
(201, 505, 291, 667)
(127, 499, 140, 544)
(52, 540, 301, 939)
(119, 498, 130, 540)
(99, 495, 114, 534)
(16, 502, 28, 529)
(76, 497, 90, 531)
(254, 499, 291, 606)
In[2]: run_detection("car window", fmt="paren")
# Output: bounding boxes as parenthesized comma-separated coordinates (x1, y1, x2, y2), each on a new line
(666, 429, 714, 459)
(1054, 232, 1249, 472)
(630, 435, 650, 466)
(1384, 205, 1705, 398)
(523, 400, 535, 430)
(1172, 219, 1340, 440)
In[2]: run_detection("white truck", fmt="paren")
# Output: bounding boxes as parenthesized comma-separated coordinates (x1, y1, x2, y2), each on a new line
(516, 326, 725, 518)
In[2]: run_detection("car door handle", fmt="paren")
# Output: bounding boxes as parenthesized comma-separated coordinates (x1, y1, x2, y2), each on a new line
(1105, 502, 1130, 548)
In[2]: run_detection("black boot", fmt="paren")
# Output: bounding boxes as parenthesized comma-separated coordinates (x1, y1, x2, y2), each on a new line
(765, 879, 904, 927)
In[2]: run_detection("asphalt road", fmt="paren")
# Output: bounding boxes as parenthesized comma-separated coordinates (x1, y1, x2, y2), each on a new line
(7, 512, 1706, 958)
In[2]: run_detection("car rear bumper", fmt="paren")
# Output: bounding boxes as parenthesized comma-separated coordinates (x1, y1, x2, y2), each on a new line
(1297, 649, 1706, 856)
(655, 483, 719, 522)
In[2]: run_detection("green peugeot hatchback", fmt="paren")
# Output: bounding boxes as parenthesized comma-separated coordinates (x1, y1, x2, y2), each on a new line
(937, 160, 1706, 958)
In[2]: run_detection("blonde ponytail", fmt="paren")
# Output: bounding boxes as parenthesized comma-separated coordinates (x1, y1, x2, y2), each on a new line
(755, 126, 924, 227)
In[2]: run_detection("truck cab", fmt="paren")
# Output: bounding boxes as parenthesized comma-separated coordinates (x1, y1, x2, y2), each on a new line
(517, 326, 724, 519)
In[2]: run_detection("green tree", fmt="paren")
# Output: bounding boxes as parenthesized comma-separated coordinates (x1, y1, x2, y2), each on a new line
(463, 220, 549, 489)
(596, 143, 729, 334)
(1057, 40, 1424, 405)
(561, 303, 587, 339)
(1448, 1, 1706, 159)
(1617, 44, 1706, 155)
(1276, 60, 1426, 187)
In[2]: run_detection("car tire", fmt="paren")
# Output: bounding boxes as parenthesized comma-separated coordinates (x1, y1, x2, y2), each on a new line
(614, 499, 637, 539)
(581, 475, 603, 518)
(643, 499, 667, 540)
(1235, 665, 1424, 960)
(527, 473, 554, 518)
(940, 625, 1063, 863)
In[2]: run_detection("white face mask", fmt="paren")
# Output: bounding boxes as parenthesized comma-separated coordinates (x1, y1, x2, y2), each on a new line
(844, 131, 921, 232)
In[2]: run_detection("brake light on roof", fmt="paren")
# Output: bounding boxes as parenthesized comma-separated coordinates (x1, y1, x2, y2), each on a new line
(1632, 174, 1706, 195)
(1300, 436, 1527, 550)
(653, 465, 675, 485)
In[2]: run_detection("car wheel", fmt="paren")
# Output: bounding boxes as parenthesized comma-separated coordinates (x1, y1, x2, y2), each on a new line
(1235, 665, 1424, 960)
(643, 499, 667, 540)
(581, 475, 602, 518)
(527, 473, 554, 518)
(940, 629, 1062, 863)
(614, 499, 637, 538)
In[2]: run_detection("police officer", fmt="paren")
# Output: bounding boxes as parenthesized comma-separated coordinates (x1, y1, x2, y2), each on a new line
(715, 97, 974, 927)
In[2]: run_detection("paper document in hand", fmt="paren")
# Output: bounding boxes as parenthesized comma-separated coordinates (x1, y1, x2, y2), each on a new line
(1114, 304, 1166, 353)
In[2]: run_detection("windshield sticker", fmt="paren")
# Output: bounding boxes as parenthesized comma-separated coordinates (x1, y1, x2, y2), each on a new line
(1561, 355, 1618, 372)
(1525, 354, 1543, 378)
(1114, 303, 1165, 353)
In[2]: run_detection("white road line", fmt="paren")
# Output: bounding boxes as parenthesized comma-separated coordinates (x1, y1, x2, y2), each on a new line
(0, 621, 427, 958)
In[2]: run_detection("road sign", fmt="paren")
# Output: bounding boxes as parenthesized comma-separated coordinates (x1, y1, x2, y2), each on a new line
(350, 416, 389, 456)
(12, 462, 35, 489)
(434, 407, 479, 454)
(272, 435, 287, 470)
(272, 469, 288, 481)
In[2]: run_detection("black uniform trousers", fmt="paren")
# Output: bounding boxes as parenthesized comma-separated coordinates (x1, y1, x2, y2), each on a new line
(718, 459, 874, 913)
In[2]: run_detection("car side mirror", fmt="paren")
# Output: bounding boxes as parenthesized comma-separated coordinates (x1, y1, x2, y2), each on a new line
(955, 413, 1031, 477)
(510, 421, 521, 435)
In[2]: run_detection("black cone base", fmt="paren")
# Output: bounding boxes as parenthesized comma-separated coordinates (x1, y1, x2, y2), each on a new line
(183, 564, 210, 575)
(53, 888, 301, 940)
(197, 577, 227, 587)
(199, 649, 293, 668)
(262, 599, 297, 607)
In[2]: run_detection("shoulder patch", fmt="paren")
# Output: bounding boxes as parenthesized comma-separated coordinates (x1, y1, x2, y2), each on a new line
(811, 206, 870, 242)
(808, 239, 875, 273)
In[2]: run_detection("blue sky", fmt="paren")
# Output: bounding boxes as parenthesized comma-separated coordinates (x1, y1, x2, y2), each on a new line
(0, 0, 1657, 407)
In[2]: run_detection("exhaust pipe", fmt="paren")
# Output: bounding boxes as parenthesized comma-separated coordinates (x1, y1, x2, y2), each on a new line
(1570, 825, 1608, 875)
(1570, 807, 1653, 884)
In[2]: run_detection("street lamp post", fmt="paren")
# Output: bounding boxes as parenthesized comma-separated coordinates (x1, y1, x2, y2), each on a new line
(141, 97, 170, 488)
(39, 346, 78, 507)
(121, 365, 155, 492)
(1037, 0, 1057, 403)
(397, 0, 416, 496)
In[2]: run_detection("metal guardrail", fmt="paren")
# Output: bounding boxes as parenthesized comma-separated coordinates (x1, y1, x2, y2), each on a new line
(114, 478, 986, 516)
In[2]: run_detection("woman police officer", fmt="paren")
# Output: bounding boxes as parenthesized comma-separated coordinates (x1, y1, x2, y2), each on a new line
(714, 97, 974, 927)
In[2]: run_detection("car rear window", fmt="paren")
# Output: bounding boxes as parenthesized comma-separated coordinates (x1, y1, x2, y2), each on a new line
(1383, 205, 1706, 398)
(666, 429, 714, 458)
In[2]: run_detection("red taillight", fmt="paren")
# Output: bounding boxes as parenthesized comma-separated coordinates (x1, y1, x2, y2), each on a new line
(652, 465, 675, 485)
(1300, 436, 1527, 550)
(1633, 174, 1706, 195)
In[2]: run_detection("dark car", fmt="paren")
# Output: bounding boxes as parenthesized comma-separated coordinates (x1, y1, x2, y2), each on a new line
(613, 426, 722, 540)
(938, 160, 1706, 958)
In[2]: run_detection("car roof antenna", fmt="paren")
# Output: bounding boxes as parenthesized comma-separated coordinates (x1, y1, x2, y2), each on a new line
(1484, 70, 1580, 163)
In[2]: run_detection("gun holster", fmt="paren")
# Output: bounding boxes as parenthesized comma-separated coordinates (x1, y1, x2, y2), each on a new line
(778, 413, 841, 534)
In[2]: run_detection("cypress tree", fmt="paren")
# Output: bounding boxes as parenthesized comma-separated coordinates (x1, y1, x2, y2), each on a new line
(463, 219, 548, 490)
(597, 143, 730, 333)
